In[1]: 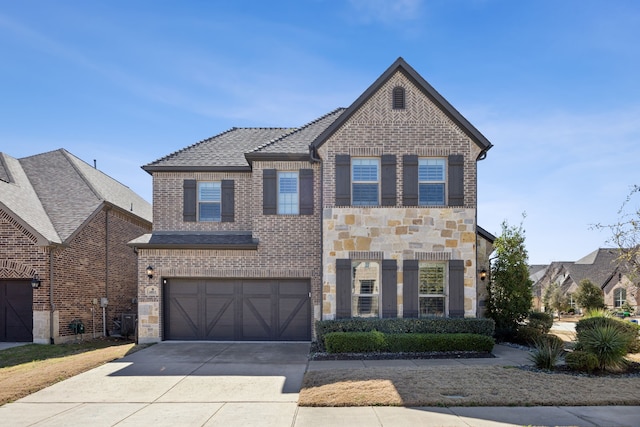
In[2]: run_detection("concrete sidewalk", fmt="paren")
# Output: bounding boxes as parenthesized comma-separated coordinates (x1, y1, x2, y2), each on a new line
(0, 342, 638, 426)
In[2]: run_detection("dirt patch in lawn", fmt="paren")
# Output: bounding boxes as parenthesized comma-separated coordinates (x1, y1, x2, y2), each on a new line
(0, 339, 146, 405)
(299, 364, 640, 407)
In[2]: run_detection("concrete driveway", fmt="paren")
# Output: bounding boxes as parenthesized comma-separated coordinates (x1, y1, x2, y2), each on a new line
(1, 341, 310, 426)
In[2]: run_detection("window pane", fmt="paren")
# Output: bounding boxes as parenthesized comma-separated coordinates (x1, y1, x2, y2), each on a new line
(353, 183, 379, 205)
(419, 183, 445, 205)
(419, 159, 445, 181)
(352, 159, 379, 181)
(419, 264, 445, 294)
(199, 203, 220, 221)
(278, 172, 299, 214)
(419, 297, 444, 317)
(198, 182, 221, 202)
(352, 261, 380, 317)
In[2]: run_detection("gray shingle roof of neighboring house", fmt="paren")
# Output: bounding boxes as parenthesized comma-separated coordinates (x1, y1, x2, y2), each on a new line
(566, 248, 621, 289)
(0, 149, 152, 245)
(143, 128, 291, 172)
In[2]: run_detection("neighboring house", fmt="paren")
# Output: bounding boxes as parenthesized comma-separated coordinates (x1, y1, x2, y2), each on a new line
(0, 149, 152, 343)
(130, 58, 494, 343)
(532, 248, 639, 313)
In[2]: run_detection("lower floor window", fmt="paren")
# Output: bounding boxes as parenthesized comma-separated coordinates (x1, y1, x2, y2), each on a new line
(352, 261, 380, 317)
(614, 288, 626, 308)
(419, 262, 446, 317)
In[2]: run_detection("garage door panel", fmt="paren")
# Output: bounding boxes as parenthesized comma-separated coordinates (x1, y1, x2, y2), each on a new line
(164, 279, 310, 341)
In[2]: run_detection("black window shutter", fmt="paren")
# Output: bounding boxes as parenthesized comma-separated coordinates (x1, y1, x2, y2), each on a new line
(403, 260, 419, 318)
(381, 259, 397, 318)
(403, 155, 418, 206)
(448, 259, 465, 318)
(263, 169, 277, 215)
(335, 155, 351, 206)
(336, 259, 352, 319)
(448, 154, 464, 207)
(221, 180, 234, 222)
(299, 169, 314, 215)
(183, 179, 197, 222)
(381, 155, 397, 206)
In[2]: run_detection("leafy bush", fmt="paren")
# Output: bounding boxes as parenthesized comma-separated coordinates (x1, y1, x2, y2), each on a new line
(512, 325, 544, 345)
(578, 324, 631, 371)
(528, 311, 554, 333)
(528, 335, 565, 370)
(323, 331, 494, 354)
(565, 350, 599, 373)
(315, 318, 495, 351)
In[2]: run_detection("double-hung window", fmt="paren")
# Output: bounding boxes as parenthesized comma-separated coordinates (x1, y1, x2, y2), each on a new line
(352, 260, 380, 317)
(352, 158, 380, 206)
(419, 262, 446, 317)
(198, 182, 221, 222)
(418, 159, 446, 206)
(278, 171, 299, 214)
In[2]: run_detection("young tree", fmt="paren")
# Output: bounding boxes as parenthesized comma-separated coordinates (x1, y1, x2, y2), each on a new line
(486, 219, 533, 336)
(543, 283, 569, 319)
(574, 279, 605, 311)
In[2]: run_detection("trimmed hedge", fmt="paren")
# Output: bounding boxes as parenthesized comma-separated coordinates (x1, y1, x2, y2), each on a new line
(565, 350, 599, 373)
(315, 317, 495, 351)
(324, 331, 495, 354)
(528, 311, 554, 333)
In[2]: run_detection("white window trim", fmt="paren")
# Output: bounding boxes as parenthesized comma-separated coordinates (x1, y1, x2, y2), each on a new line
(418, 261, 448, 317)
(197, 181, 221, 222)
(277, 171, 299, 215)
(351, 158, 380, 206)
(418, 158, 446, 206)
(352, 260, 381, 318)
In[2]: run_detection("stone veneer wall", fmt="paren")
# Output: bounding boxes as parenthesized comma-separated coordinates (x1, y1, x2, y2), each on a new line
(322, 207, 477, 319)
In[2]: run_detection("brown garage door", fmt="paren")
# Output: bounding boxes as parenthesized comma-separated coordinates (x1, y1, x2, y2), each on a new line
(163, 278, 311, 341)
(0, 280, 33, 342)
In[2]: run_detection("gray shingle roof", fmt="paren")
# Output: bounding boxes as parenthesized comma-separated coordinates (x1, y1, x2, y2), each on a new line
(249, 109, 345, 155)
(0, 149, 151, 245)
(565, 248, 620, 288)
(144, 128, 291, 171)
(129, 232, 258, 249)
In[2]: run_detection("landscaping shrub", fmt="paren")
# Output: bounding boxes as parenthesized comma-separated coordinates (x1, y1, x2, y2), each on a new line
(565, 350, 599, 373)
(528, 334, 565, 370)
(578, 324, 631, 371)
(323, 331, 494, 354)
(527, 311, 553, 333)
(315, 317, 495, 351)
(576, 316, 639, 354)
(512, 325, 544, 345)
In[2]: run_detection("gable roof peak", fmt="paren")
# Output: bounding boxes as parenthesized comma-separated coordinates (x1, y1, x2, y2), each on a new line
(310, 57, 493, 154)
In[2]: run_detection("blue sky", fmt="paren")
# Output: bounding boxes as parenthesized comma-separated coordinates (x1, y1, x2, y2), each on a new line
(1, 0, 639, 264)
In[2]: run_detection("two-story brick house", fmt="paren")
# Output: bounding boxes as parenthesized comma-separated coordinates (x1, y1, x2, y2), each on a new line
(131, 58, 493, 343)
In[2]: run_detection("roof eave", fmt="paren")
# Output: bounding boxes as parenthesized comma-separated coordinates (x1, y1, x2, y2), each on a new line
(244, 152, 310, 164)
(310, 57, 493, 153)
(142, 165, 252, 175)
(130, 242, 259, 250)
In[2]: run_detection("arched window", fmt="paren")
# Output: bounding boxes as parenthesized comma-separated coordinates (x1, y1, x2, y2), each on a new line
(614, 288, 626, 308)
(392, 86, 405, 110)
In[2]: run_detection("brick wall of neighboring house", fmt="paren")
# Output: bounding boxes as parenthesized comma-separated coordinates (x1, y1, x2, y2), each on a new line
(603, 276, 639, 311)
(318, 71, 482, 319)
(49, 207, 150, 343)
(137, 161, 322, 342)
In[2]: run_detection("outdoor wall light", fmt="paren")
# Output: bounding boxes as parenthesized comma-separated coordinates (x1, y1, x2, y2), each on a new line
(479, 269, 487, 281)
(146, 266, 154, 279)
(31, 273, 41, 289)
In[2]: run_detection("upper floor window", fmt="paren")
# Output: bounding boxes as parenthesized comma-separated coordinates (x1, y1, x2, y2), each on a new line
(198, 182, 221, 221)
(352, 260, 380, 317)
(392, 86, 405, 109)
(418, 158, 446, 206)
(614, 288, 626, 308)
(278, 171, 299, 214)
(419, 262, 446, 317)
(352, 158, 380, 206)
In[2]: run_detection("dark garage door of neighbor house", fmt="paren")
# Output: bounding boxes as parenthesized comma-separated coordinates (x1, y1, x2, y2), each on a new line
(0, 280, 33, 342)
(163, 278, 311, 341)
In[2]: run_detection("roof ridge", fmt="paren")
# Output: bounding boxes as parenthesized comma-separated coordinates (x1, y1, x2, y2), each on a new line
(249, 108, 346, 154)
(59, 149, 104, 201)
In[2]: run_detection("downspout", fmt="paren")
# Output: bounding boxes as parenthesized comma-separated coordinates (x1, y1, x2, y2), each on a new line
(309, 144, 323, 328)
(49, 248, 55, 344)
(105, 207, 110, 336)
(475, 147, 490, 318)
